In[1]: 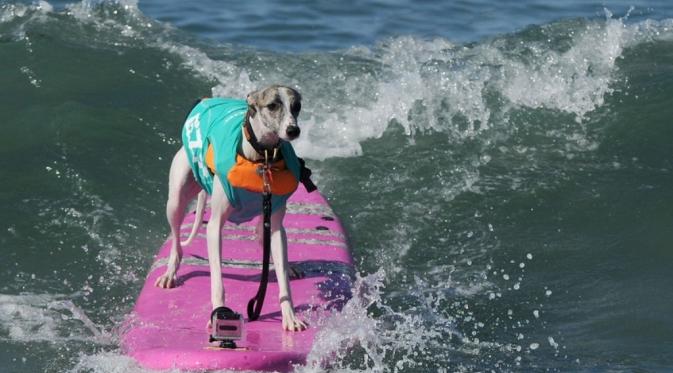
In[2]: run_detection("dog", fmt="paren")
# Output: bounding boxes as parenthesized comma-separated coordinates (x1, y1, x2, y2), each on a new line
(155, 85, 307, 332)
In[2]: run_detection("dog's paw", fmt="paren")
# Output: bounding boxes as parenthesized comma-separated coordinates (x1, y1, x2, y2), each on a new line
(282, 314, 308, 332)
(280, 301, 308, 331)
(154, 272, 177, 289)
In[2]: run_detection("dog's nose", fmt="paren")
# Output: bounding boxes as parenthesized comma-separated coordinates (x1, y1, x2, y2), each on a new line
(286, 125, 300, 139)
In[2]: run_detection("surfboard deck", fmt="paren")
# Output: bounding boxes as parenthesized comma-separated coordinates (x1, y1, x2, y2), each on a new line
(121, 186, 354, 371)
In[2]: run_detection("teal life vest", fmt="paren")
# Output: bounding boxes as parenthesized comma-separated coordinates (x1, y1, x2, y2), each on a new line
(181, 98, 301, 224)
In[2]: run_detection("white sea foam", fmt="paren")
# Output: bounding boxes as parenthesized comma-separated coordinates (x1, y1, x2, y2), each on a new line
(68, 352, 172, 373)
(159, 42, 253, 96)
(498, 15, 628, 121)
(300, 270, 460, 372)
(5, 1, 673, 163)
(270, 13, 646, 159)
(11, 1, 669, 162)
(19, 66, 41, 87)
(0, 293, 111, 344)
(37, 1, 53, 13)
(295, 263, 543, 372)
(134, 13, 618, 159)
(0, 3, 30, 23)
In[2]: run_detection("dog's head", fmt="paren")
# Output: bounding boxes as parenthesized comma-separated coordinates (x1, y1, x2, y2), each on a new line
(246, 85, 302, 146)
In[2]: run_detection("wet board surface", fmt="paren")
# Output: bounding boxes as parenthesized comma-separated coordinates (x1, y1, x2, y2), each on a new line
(121, 186, 354, 371)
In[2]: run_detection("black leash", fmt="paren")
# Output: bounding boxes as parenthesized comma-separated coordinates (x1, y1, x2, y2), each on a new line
(247, 150, 274, 321)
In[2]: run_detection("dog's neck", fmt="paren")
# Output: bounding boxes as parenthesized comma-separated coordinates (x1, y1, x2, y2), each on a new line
(240, 130, 264, 161)
(240, 111, 278, 162)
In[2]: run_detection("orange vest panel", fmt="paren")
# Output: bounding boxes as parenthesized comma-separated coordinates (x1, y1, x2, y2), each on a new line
(206, 144, 298, 195)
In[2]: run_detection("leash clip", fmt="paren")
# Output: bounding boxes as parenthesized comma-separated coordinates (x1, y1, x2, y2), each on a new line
(260, 148, 277, 195)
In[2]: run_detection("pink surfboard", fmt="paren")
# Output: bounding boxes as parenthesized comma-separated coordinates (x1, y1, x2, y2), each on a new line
(121, 185, 353, 371)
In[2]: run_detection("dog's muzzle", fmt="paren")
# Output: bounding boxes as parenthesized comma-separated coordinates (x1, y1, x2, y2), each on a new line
(286, 125, 300, 140)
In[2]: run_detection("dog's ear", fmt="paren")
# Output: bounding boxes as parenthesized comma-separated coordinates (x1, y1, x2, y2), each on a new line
(246, 90, 260, 116)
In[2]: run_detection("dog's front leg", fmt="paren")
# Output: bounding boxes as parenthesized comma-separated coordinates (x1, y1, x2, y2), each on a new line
(207, 177, 233, 312)
(269, 207, 308, 331)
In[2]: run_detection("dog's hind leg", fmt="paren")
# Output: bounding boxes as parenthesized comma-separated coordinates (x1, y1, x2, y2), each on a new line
(156, 147, 201, 289)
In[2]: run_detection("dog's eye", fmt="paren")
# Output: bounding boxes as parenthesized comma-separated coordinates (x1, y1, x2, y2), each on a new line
(267, 103, 279, 111)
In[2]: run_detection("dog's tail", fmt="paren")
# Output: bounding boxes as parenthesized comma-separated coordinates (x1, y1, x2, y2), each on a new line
(180, 190, 206, 247)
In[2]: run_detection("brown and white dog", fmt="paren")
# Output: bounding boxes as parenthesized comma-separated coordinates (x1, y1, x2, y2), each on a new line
(156, 85, 307, 331)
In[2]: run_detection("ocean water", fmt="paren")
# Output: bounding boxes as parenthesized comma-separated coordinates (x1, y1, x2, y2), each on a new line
(1, 0, 673, 372)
